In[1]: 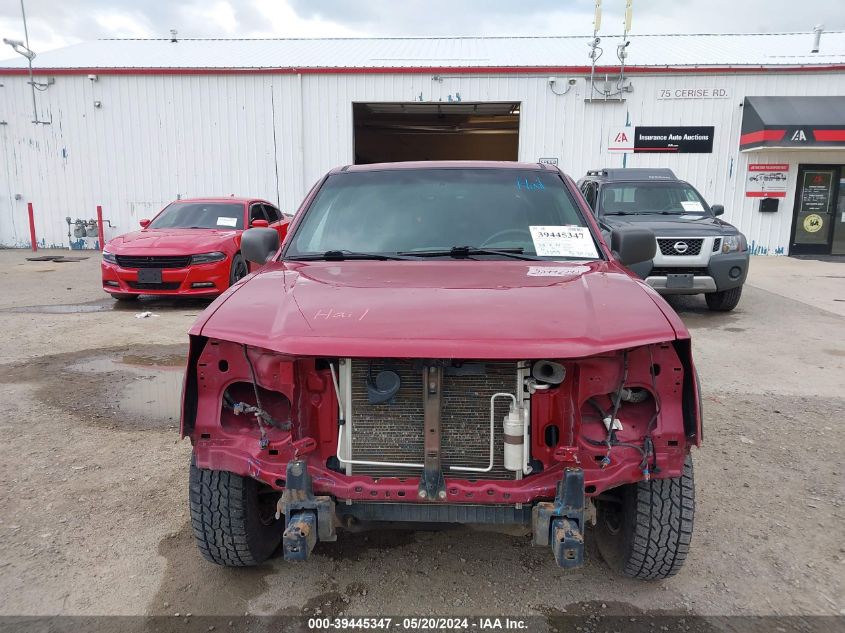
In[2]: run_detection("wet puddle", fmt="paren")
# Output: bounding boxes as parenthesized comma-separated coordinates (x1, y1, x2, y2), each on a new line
(0, 344, 190, 430)
(69, 353, 185, 426)
(3, 300, 116, 313)
(1, 297, 212, 314)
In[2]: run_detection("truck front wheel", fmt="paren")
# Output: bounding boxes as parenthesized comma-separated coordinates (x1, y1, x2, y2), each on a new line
(594, 455, 695, 580)
(188, 459, 283, 566)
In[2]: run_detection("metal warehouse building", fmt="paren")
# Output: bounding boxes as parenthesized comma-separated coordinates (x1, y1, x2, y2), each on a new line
(1, 32, 845, 255)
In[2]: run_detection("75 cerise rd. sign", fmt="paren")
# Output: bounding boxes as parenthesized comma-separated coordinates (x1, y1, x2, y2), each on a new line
(657, 88, 730, 99)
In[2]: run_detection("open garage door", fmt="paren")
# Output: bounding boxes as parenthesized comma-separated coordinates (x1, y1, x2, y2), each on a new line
(353, 102, 520, 164)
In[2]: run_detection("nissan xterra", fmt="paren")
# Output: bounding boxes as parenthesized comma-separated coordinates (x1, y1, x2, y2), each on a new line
(577, 168, 749, 311)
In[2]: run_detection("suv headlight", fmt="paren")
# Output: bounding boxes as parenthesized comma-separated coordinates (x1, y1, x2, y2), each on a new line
(190, 251, 227, 265)
(102, 250, 117, 264)
(721, 235, 747, 253)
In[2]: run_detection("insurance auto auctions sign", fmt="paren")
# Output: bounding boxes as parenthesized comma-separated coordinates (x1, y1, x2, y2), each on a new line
(608, 126, 714, 153)
(746, 163, 790, 198)
(634, 127, 715, 153)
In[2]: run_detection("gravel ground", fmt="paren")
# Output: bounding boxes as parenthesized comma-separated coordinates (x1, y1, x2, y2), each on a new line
(0, 250, 843, 622)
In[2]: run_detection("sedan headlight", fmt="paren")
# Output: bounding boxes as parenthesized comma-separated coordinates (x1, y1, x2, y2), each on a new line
(190, 251, 227, 265)
(721, 235, 747, 253)
(102, 250, 117, 264)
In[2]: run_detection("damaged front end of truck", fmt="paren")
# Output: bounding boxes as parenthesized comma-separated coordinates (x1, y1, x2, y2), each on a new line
(182, 330, 700, 577)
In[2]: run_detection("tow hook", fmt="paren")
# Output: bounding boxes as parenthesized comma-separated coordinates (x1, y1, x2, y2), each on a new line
(276, 460, 336, 562)
(531, 467, 586, 570)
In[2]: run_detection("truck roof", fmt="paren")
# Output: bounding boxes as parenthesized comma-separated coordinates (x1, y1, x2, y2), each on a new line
(584, 168, 678, 182)
(334, 160, 559, 174)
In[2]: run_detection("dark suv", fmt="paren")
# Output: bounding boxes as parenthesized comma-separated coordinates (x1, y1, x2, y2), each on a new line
(577, 168, 749, 311)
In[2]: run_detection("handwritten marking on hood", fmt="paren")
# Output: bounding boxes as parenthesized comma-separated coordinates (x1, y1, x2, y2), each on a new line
(314, 308, 369, 321)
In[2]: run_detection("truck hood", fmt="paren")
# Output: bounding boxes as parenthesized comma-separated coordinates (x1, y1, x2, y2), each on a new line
(106, 228, 237, 254)
(195, 260, 684, 359)
(601, 213, 738, 237)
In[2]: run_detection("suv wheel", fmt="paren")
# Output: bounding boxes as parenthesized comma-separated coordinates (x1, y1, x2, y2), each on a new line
(189, 458, 283, 566)
(595, 455, 695, 580)
(705, 285, 742, 311)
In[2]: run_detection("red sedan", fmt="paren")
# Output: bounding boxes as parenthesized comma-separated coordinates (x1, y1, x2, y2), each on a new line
(101, 197, 290, 300)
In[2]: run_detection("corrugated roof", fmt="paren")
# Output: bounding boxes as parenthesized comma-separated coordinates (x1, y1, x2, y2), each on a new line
(1, 32, 844, 72)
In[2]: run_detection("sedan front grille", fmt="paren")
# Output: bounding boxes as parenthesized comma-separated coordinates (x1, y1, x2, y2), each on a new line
(657, 238, 703, 256)
(127, 281, 181, 290)
(115, 255, 192, 269)
(348, 359, 517, 480)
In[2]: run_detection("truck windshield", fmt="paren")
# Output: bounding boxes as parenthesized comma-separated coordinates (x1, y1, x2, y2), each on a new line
(149, 202, 244, 230)
(285, 169, 600, 260)
(600, 183, 709, 216)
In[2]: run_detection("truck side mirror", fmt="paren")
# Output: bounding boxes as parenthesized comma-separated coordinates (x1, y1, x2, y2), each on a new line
(610, 227, 656, 266)
(711, 204, 725, 216)
(250, 219, 269, 228)
(139, 218, 151, 228)
(241, 227, 280, 265)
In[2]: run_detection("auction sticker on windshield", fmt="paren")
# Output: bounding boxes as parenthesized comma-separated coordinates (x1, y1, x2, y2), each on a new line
(217, 217, 238, 227)
(529, 226, 598, 259)
(680, 200, 705, 212)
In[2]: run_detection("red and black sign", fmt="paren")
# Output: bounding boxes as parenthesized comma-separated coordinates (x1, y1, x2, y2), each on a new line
(740, 96, 845, 150)
(634, 126, 714, 153)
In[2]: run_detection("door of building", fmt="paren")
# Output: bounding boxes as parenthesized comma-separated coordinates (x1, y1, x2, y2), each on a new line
(790, 165, 842, 255)
(831, 167, 845, 255)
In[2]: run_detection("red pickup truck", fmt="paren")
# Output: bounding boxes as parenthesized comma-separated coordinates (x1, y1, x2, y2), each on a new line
(181, 162, 700, 580)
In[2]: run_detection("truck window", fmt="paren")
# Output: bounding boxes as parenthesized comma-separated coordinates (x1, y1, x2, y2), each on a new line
(287, 168, 597, 259)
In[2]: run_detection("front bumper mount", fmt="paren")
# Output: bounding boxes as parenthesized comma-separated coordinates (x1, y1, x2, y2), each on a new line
(532, 467, 586, 569)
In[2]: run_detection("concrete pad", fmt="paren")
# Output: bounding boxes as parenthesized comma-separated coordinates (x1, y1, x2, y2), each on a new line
(746, 255, 845, 317)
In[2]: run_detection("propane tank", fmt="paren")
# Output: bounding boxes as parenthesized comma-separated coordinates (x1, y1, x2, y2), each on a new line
(73, 219, 87, 239)
(503, 405, 524, 472)
(85, 219, 99, 237)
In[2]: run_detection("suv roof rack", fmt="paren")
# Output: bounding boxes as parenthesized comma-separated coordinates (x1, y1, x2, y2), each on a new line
(586, 168, 678, 181)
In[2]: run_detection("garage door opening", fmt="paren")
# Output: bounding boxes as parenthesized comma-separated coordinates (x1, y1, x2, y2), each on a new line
(353, 102, 520, 164)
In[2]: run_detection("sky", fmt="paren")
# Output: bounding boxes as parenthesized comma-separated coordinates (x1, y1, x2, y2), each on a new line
(0, 0, 843, 54)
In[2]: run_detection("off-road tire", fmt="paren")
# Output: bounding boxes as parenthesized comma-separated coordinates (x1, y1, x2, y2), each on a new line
(189, 460, 283, 566)
(705, 285, 742, 311)
(228, 253, 248, 287)
(111, 293, 138, 301)
(595, 455, 695, 580)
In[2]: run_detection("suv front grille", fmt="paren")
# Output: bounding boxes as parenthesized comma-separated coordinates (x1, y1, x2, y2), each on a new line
(657, 238, 703, 256)
(349, 359, 516, 480)
(650, 267, 708, 276)
(712, 238, 722, 252)
(115, 255, 192, 269)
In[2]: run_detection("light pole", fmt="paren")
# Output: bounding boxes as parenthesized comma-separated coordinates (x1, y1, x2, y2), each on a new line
(3, 0, 50, 124)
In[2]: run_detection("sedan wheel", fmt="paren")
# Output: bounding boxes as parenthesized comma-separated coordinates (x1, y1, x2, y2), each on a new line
(229, 254, 248, 287)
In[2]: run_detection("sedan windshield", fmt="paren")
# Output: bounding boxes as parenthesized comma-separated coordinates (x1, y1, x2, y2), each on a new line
(149, 202, 244, 230)
(600, 182, 709, 216)
(285, 169, 600, 260)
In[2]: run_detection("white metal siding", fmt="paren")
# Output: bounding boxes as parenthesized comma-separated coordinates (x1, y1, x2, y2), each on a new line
(1, 69, 844, 251)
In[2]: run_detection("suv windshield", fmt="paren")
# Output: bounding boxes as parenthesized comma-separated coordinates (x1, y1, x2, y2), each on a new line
(286, 169, 599, 260)
(600, 182, 708, 216)
(149, 202, 244, 230)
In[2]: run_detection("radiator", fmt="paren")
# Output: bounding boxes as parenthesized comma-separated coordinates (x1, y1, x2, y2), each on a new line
(348, 359, 517, 480)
